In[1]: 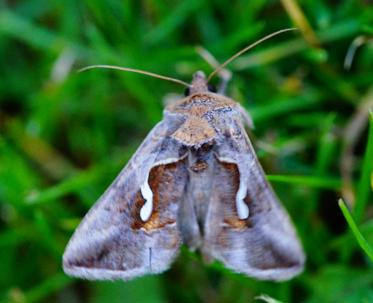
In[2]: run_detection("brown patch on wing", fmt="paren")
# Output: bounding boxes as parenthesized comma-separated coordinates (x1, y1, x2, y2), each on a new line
(223, 217, 253, 229)
(172, 117, 216, 146)
(131, 192, 147, 229)
(131, 159, 188, 232)
(216, 161, 252, 229)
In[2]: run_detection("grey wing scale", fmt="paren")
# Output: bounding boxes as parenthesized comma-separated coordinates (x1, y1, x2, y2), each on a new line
(204, 119, 305, 281)
(63, 117, 188, 280)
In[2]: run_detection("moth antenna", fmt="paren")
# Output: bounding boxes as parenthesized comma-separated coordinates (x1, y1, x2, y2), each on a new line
(344, 36, 373, 70)
(207, 28, 298, 82)
(78, 65, 190, 87)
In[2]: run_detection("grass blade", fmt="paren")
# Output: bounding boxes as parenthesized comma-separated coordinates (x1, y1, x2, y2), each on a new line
(354, 111, 373, 222)
(339, 199, 373, 261)
(267, 174, 341, 190)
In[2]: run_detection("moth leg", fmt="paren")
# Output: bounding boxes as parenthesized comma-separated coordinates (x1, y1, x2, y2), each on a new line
(217, 69, 232, 94)
(237, 104, 254, 129)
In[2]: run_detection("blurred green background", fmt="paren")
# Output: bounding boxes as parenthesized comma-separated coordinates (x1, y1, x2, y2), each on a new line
(1, 0, 373, 302)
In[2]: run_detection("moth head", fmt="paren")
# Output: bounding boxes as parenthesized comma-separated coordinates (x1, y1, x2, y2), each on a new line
(185, 71, 217, 96)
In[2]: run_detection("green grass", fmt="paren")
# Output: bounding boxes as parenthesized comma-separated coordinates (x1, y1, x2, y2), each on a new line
(1, 1, 373, 302)
(339, 199, 373, 261)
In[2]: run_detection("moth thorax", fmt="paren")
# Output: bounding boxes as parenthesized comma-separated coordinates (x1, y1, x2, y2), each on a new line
(189, 71, 209, 95)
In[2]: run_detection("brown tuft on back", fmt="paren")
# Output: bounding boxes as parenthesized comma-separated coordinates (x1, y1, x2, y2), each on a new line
(172, 117, 216, 146)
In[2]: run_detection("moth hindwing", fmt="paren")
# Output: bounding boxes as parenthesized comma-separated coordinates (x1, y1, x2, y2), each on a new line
(63, 71, 305, 281)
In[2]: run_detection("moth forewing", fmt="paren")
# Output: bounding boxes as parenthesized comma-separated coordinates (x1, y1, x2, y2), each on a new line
(62, 120, 189, 280)
(204, 124, 305, 281)
(63, 70, 305, 282)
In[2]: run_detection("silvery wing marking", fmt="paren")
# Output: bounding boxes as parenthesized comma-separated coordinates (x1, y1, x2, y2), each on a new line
(203, 117, 305, 281)
(63, 116, 189, 280)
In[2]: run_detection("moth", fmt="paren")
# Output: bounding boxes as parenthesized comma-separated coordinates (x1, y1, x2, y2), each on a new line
(63, 30, 305, 282)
